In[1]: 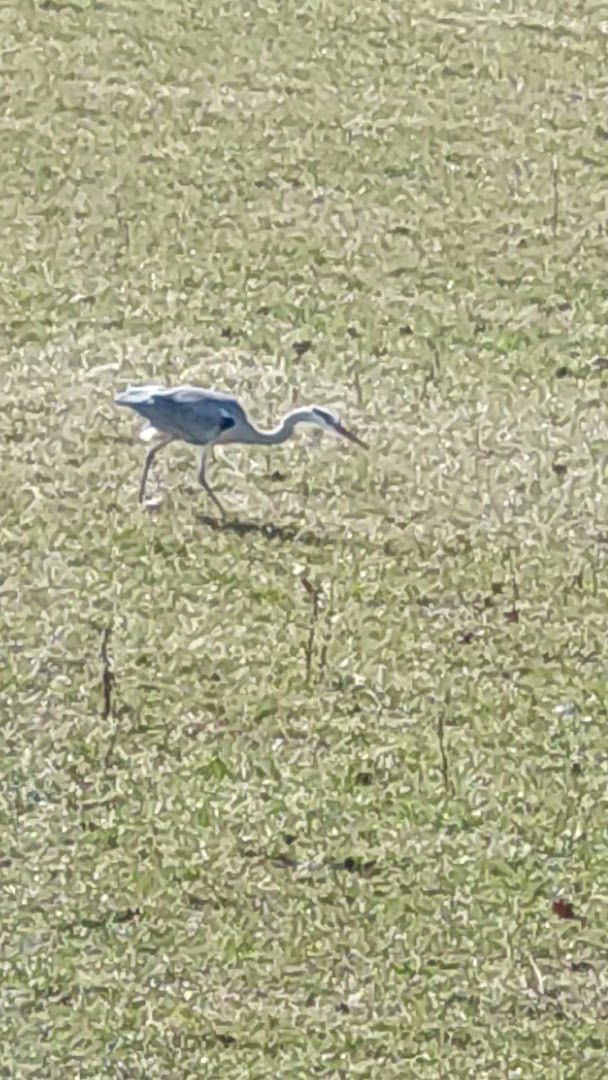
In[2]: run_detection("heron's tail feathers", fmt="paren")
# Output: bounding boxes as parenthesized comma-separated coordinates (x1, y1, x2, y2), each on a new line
(140, 423, 161, 443)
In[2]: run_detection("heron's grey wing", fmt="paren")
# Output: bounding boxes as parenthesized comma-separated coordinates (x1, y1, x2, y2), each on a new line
(165, 387, 238, 408)
(115, 384, 166, 406)
(116, 385, 239, 407)
(116, 386, 242, 444)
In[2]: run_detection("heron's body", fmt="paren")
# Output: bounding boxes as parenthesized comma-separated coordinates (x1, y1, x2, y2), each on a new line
(115, 385, 246, 444)
(115, 383, 367, 514)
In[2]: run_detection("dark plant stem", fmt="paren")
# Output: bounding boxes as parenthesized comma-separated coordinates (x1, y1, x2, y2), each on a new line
(301, 576, 321, 685)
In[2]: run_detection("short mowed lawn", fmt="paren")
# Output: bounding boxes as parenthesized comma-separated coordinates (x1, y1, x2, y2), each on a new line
(2, 1, 608, 1076)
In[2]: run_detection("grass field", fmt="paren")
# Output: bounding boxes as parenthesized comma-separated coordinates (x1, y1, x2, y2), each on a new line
(3, 1, 608, 1075)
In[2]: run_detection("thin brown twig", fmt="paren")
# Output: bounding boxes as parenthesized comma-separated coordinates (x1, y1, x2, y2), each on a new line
(301, 576, 322, 685)
(352, 360, 363, 408)
(100, 623, 119, 768)
(318, 586, 334, 681)
(437, 712, 451, 794)
(100, 624, 114, 723)
(551, 155, 559, 240)
(429, 338, 441, 382)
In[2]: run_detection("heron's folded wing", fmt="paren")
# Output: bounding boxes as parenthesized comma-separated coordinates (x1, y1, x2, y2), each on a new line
(140, 394, 235, 444)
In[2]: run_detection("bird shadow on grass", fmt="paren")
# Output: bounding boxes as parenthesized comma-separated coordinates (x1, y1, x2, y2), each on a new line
(195, 513, 333, 548)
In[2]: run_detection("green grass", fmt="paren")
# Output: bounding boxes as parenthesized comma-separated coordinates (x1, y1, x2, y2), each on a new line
(3, 0, 608, 1075)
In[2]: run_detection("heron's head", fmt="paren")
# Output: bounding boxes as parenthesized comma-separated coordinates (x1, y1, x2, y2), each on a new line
(309, 406, 368, 448)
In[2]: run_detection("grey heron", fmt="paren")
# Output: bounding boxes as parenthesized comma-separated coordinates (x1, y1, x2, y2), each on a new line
(115, 384, 368, 515)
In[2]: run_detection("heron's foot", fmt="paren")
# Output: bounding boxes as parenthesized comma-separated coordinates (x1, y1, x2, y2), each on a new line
(207, 506, 228, 525)
(200, 483, 227, 521)
(204, 504, 228, 525)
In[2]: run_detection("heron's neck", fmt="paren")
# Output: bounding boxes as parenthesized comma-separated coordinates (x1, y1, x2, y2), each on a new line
(240, 408, 315, 445)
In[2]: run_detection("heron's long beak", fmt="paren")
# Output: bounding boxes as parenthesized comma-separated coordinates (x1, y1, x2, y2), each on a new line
(334, 421, 368, 449)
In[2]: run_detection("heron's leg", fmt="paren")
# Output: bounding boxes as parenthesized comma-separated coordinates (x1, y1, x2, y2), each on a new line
(199, 447, 226, 519)
(138, 436, 174, 503)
